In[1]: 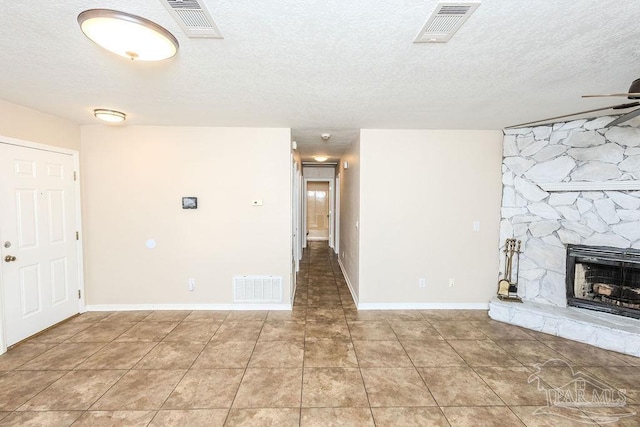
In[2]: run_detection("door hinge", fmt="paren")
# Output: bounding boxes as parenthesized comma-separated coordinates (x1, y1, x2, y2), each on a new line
(78, 290, 81, 299)
(76, 231, 79, 240)
(74, 171, 77, 181)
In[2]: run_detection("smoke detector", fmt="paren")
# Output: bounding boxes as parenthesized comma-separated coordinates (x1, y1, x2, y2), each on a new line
(321, 133, 331, 141)
(414, 2, 480, 43)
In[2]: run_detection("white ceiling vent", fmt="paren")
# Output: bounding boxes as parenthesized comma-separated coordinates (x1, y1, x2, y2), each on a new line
(160, 0, 223, 38)
(414, 2, 480, 43)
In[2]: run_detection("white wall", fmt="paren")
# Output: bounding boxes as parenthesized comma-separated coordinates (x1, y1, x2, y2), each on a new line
(0, 99, 80, 150)
(358, 129, 503, 306)
(80, 126, 292, 307)
(338, 136, 361, 301)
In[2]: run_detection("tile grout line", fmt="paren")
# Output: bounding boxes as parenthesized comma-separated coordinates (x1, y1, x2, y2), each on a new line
(11, 315, 162, 423)
(148, 312, 224, 425)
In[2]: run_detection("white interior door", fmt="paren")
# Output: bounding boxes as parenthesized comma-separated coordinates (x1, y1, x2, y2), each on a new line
(0, 142, 80, 346)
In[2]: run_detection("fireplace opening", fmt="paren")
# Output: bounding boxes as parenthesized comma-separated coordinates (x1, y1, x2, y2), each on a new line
(566, 245, 640, 319)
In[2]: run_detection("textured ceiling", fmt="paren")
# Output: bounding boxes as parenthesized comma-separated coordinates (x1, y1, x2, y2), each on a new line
(291, 129, 359, 163)
(0, 0, 639, 161)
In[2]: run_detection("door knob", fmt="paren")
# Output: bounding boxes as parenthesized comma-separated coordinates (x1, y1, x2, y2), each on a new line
(4, 255, 16, 262)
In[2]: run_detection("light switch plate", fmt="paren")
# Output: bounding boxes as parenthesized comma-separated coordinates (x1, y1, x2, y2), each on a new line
(251, 200, 263, 206)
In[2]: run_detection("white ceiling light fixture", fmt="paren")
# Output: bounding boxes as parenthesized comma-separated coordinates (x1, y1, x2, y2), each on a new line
(313, 156, 328, 162)
(93, 109, 126, 123)
(78, 9, 179, 61)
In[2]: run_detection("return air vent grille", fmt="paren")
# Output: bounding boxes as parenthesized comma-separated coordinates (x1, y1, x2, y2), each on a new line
(161, 0, 223, 38)
(233, 276, 283, 303)
(414, 2, 480, 43)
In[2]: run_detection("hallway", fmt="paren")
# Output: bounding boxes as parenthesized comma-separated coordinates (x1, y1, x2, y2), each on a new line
(0, 242, 637, 425)
(293, 241, 356, 312)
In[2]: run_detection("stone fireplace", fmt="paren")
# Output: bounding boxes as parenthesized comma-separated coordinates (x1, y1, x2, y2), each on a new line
(567, 245, 640, 319)
(489, 116, 640, 357)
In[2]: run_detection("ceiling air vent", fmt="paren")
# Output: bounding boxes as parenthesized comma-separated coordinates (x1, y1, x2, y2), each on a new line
(160, 0, 223, 38)
(414, 2, 480, 43)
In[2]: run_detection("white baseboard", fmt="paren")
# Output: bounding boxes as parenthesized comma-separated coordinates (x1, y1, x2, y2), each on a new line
(357, 302, 490, 310)
(84, 303, 292, 312)
(337, 258, 359, 306)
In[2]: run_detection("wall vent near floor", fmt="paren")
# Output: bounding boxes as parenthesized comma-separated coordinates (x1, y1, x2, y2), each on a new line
(161, 0, 223, 38)
(233, 276, 283, 303)
(414, 2, 481, 43)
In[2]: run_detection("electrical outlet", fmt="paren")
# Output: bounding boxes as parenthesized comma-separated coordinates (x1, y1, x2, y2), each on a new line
(473, 221, 480, 231)
(418, 278, 426, 288)
(342, 251, 345, 259)
(449, 278, 455, 287)
(188, 278, 195, 291)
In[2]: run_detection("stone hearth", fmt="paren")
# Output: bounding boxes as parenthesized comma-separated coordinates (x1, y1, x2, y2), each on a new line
(490, 297, 640, 357)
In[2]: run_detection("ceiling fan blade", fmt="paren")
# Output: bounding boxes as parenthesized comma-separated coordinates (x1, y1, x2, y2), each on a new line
(605, 107, 640, 127)
(582, 93, 640, 98)
(505, 103, 639, 129)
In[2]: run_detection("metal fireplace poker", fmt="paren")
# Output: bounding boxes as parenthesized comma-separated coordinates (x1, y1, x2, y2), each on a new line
(498, 238, 522, 302)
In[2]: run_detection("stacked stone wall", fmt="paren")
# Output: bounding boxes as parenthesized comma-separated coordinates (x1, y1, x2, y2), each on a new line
(500, 117, 640, 306)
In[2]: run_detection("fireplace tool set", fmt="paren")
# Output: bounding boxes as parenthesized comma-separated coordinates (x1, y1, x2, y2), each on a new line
(498, 238, 522, 302)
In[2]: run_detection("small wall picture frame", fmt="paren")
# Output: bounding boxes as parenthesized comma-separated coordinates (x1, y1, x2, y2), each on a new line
(182, 197, 198, 209)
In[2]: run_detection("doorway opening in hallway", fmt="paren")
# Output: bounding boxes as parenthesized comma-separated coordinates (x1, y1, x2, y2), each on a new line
(306, 181, 330, 241)
(303, 178, 335, 251)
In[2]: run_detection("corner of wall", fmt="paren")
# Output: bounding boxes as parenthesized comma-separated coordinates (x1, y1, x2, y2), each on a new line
(0, 99, 80, 151)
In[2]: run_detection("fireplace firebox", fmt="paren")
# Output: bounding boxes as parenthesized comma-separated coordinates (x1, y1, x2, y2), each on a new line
(566, 244, 640, 319)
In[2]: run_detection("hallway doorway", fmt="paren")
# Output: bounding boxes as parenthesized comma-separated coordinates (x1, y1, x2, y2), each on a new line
(306, 182, 330, 241)
(303, 178, 335, 250)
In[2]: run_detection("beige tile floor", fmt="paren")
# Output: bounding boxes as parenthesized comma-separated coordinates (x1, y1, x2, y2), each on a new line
(0, 241, 639, 426)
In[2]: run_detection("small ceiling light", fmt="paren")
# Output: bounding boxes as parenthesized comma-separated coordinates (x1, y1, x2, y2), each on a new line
(93, 109, 126, 123)
(78, 9, 179, 61)
(313, 156, 328, 162)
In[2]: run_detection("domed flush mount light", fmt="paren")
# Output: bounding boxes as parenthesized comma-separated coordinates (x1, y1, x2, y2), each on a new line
(94, 109, 126, 123)
(313, 156, 328, 162)
(78, 9, 179, 61)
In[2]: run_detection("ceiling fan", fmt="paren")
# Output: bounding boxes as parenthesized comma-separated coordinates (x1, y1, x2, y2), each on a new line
(506, 78, 640, 129)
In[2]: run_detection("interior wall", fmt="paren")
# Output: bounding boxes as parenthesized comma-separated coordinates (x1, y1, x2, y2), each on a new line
(338, 136, 361, 301)
(359, 129, 503, 305)
(0, 99, 80, 151)
(80, 125, 292, 306)
(303, 166, 336, 179)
